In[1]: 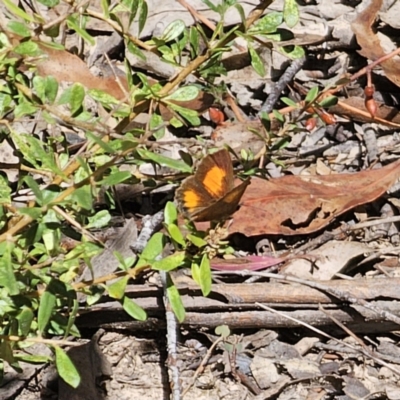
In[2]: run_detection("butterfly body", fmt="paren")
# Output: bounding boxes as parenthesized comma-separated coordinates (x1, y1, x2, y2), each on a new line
(175, 149, 250, 222)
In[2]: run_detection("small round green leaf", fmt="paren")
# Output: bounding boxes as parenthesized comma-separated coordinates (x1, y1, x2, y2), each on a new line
(215, 325, 231, 338)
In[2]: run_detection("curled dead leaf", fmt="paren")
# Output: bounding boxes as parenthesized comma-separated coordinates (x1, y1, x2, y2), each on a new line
(229, 160, 400, 236)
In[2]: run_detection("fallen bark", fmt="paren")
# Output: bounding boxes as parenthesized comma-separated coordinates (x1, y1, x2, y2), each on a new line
(76, 277, 400, 333)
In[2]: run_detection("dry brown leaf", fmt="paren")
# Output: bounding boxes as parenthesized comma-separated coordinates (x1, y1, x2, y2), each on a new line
(229, 160, 400, 236)
(35, 43, 129, 100)
(32, 40, 214, 114)
(281, 240, 371, 280)
(351, 0, 400, 88)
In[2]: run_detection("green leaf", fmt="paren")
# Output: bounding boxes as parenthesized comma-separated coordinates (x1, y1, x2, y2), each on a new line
(18, 207, 43, 220)
(127, 42, 146, 60)
(101, 171, 132, 186)
(15, 353, 52, 363)
(150, 113, 165, 139)
(44, 24, 60, 37)
(199, 254, 211, 296)
(69, 186, 93, 211)
(138, 0, 148, 34)
(250, 12, 283, 34)
(283, 0, 299, 28)
(121, 296, 147, 320)
(69, 83, 85, 114)
(16, 307, 34, 337)
(167, 104, 200, 126)
(234, 3, 246, 26)
(86, 210, 111, 229)
(125, 0, 140, 26)
(113, 251, 136, 270)
(318, 95, 338, 108)
(202, 0, 219, 13)
(86, 286, 105, 306)
(187, 234, 207, 248)
(170, 117, 183, 128)
(0, 93, 12, 117)
(24, 176, 43, 203)
(0, 242, 18, 295)
(191, 262, 200, 285)
(281, 97, 298, 107)
(14, 41, 41, 56)
(14, 100, 37, 118)
(164, 86, 199, 102)
(7, 21, 31, 37)
(0, 175, 11, 204)
(101, 0, 110, 18)
(85, 131, 115, 153)
(54, 347, 80, 388)
(161, 19, 186, 42)
(272, 109, 284, 123)
(305, 86, 319, 104)
(280, 45, 305, 59)
(33, 76, 46, 103)
(215, 324, 230, 338)
(137, 148, 192, 173)
(65, 295, 79, 338)
(189, 26, 199, 57)
(37, 0, 59, 5)
(66, 16, 95, 46)
(108, 276, 129, 299)
(164, 201, 178, 225)
(249, 45, 265, 77)
(135, 232, 166, 268)
(166, 274, 185, 322)
(0, 340, 15, 365)
(42, 210, 61, 253)
(38, 281, 57, 333)
(88, 89, 120, 106)
(3, 0, 37, 22)
(166, 224, 185, 247)
(152, 252, 186, 271)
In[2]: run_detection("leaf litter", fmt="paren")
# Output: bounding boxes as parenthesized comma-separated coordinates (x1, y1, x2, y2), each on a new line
(5, 0, 400, 400)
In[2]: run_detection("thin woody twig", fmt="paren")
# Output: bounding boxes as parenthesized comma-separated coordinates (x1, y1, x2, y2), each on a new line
(161, 271, 181, 400)
(214, 271, 400, 326)
(182, 336, 224, 397)
(259, 56, 306, 114)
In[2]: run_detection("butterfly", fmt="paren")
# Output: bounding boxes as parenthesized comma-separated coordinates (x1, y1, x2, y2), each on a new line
(175, 149, 250, 222)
